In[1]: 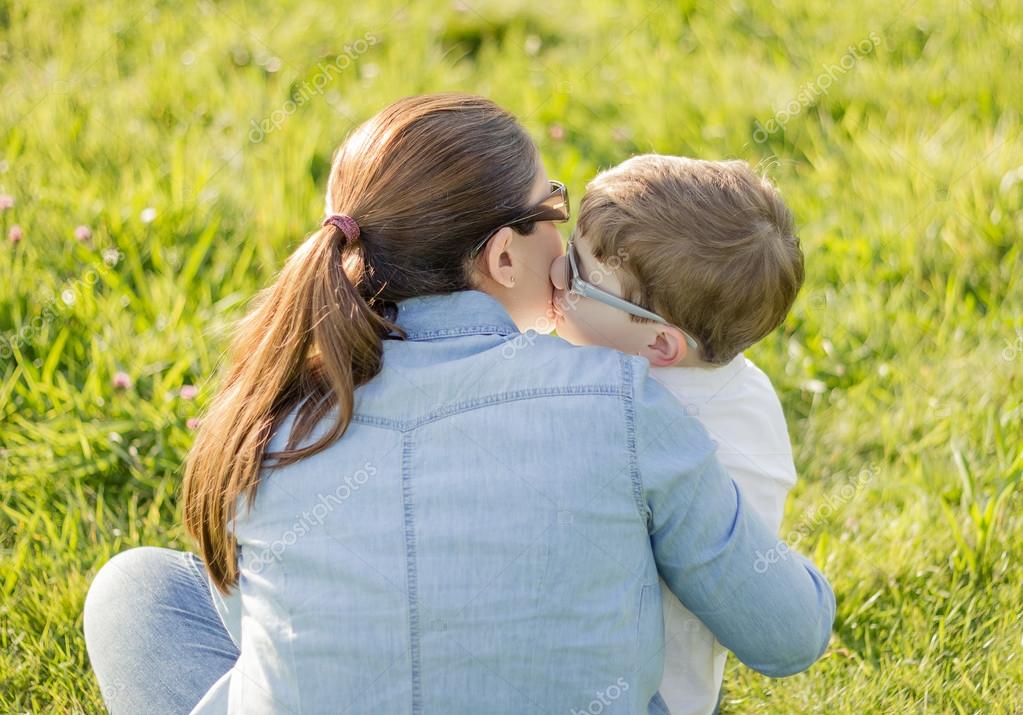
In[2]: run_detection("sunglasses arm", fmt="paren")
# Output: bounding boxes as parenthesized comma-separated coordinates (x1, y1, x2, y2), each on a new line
(570, 278, 700, 351)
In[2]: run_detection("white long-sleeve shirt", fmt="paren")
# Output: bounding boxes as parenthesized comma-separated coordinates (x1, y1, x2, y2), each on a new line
(651, 353, 798, 715)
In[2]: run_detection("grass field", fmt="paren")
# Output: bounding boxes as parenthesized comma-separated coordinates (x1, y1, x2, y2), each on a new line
(2, 0, 1022, 712)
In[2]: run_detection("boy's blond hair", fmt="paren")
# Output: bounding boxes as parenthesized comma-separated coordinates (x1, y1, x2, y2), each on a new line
(576, 154, 803, 365)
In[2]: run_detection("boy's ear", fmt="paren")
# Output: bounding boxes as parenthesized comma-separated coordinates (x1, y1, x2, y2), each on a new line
(641, 326, 689, 367)
(480, 226, 517, 288)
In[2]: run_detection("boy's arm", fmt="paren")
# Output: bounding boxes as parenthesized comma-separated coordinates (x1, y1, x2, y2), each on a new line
(632, 362, 834, 677)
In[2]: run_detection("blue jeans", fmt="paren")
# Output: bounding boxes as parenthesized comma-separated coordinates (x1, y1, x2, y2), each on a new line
(83, 547, 237, 714)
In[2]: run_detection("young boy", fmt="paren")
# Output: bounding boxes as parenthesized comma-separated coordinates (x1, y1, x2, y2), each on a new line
(549, 154, 804, 715)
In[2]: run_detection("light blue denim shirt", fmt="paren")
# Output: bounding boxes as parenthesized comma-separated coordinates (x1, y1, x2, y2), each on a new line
(193, 289, 835, 715)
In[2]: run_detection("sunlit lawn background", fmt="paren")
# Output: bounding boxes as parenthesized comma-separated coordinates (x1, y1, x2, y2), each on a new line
(2, 0, 1021, 711)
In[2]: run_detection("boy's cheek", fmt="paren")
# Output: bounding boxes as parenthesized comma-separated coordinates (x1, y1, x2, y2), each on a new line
(553, 300, 592, 342)
(554, 313, 592, 345)
(562, 313, 648, 355)
(559, 313, 613, 349)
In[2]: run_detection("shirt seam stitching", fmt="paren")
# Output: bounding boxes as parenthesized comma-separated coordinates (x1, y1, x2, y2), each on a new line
(400, 325, 517, 340)
(351, 385, 626, 432)
(400, 432, 422, 715)
(621, 354, 651, 528)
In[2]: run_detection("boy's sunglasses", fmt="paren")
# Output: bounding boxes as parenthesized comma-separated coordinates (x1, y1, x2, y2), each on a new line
(469, 180, 570, 257)
(564, 240, 700, 351)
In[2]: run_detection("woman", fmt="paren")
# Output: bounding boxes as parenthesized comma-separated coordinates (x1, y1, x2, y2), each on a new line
(83, 93, 834, 714)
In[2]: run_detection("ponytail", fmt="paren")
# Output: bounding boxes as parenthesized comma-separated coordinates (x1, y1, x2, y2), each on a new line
(182, 223, 397, 594)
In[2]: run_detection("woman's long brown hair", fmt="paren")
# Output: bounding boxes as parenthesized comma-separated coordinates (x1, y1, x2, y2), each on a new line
(183, 94, 539, 593)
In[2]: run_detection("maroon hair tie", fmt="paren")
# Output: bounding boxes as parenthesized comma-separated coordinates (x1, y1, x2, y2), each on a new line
(322, 214, 360, 244)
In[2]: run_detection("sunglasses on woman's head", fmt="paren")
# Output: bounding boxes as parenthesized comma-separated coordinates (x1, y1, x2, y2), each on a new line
(564, 240, 701, 351)
(469, 180, 570, 257)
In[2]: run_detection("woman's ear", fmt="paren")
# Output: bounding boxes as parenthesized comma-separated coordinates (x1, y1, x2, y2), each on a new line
(641, 326, 689, 367)
(480, 226, 517, 288)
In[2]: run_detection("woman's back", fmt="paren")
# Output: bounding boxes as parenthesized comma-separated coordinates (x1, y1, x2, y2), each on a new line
(204, 290, 833, 714)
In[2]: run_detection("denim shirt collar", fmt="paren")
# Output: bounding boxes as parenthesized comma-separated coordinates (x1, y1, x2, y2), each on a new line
(392, 290, 520, 341)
